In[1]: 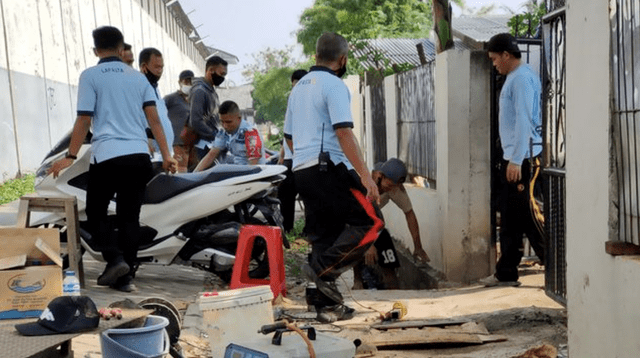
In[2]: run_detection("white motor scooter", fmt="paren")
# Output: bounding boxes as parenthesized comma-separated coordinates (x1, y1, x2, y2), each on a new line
(32, 131, 288, 281)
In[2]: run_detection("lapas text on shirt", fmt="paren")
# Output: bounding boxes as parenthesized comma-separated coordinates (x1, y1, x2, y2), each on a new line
(101, 67, 124, 73)
(297, 78, 316, 86)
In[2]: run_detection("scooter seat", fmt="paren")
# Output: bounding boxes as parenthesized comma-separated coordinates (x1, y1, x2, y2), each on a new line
(144, 164, 262, 204)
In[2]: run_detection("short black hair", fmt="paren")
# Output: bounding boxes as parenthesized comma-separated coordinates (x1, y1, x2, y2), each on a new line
(123, 43, 132, 51)
(291, 69, 308, 82)
(316, 32, 349, 62)
(138, 47, 162, 67)
(486, 33, 522, 59)
(206, 56, 228, 70)
(92, 26, 124, 51)
(219, 100, 240, 115)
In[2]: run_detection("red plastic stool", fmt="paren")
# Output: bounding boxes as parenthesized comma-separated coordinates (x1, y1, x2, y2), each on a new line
(229, 225, 287, 298)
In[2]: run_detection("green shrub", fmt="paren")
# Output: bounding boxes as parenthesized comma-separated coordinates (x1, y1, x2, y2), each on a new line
(0, 174, 35, 205)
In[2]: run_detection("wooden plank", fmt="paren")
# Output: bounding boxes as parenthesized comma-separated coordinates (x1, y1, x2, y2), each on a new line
(605, 240, 640, 255)
(370, 327, 483, 347)
(16, 199, 30, 228)
(447, 322, 490, 335)
(64, 199, 84, 287)
(372, 318, 470, 330)
(340, 326, 485, 348)
(479, 334, 508, 343)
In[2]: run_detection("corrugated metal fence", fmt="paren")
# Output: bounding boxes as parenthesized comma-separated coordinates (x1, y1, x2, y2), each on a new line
(368, 79, 387, 164)
(397, 62, 437, 183)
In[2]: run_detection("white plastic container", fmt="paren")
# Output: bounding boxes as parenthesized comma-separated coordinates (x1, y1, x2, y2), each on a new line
(62, 270, 80, 296)
(199, 285, 274, 357)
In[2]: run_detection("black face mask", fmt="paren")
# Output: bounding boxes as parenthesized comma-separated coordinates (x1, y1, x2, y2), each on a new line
(211, 73, 225, 86)
(335, 63, 347, 78)
(144, 70, 160, 85)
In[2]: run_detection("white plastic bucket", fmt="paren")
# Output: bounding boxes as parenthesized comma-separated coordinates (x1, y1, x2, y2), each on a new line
(100, 315, 170, 358)
(199, 285, 274, 358)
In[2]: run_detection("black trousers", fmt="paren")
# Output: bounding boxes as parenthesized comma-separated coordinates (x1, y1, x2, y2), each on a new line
(86, 154, 153, 270)
(295, 162, 383, 282)
(495, 157, 546, 281)
(277, 159, 297, 232)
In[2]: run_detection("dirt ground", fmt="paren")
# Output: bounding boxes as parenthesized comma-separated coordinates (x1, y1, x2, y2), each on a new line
(67, 241, 566, 358)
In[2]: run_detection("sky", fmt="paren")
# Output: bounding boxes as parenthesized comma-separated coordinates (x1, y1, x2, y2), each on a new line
(177, 0, 529, 85)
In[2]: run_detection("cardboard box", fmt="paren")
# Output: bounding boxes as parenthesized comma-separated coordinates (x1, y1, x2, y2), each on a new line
(0, 228, 62, 319)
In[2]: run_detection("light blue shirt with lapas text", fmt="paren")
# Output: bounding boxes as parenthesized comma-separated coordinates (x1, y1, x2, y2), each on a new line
(283, 66, 354, 171)
(77, 57, 156, 163)
(212, 119, 266, 165)
(499, 63, 542, 165)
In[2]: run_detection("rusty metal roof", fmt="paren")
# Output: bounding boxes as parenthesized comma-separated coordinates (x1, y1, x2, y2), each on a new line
(452, 15, 512, 48)
(354, 38, 474, 69)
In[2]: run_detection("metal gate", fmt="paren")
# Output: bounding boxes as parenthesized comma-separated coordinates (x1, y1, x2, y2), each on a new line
(541, 2, 567, 306)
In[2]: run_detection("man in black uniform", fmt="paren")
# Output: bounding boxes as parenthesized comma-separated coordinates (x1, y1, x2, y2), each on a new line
(284, 32, 382, 323)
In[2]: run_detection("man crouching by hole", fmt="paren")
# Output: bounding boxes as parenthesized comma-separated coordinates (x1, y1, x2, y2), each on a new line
(352, 158, 431, 290)
(193, 100, 265, 171)
(283, 32, 383, 323)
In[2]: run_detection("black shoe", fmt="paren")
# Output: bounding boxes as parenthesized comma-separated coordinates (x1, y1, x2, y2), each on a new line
(110, 275, 137, 292)
(306, 286, 340, 311)
(316, 304, 356, 323)
(302, 264, 343, 304)
(97, 260, 130, 286)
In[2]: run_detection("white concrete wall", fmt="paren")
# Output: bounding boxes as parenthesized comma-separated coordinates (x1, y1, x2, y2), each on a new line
(363, 82, 375, 167)
(380, 186, 443, 269)
(384, 75, 398, 159)
(0, 0, 205, 181)
(566, 0, 640, 356)
(354, 51, 491, 282)
(434, 49, 492, 282)
(345, 75, 363, 147)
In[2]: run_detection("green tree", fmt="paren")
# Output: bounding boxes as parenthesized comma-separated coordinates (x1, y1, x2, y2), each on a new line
(242, 46, 298, 82)
(252, 67, 294, 127)
(297, 0, 434, 56)
(296, 0, 463, 77)
(250, 53, 314, 130)
(508, 0, 546, 37)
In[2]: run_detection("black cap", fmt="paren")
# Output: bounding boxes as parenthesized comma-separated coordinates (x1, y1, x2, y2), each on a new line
(15, 296, 100, 336)
(486, 33, 521, 57)
(376, 158, 408, 184)
(179, 70, 194, 81)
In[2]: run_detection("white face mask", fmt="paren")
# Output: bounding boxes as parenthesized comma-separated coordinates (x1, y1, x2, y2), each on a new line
(180, 85, 192, 94)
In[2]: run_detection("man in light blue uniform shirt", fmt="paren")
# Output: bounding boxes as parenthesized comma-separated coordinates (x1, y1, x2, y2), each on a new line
(194, 100, 265, 171)
(49, 26, 177, 292)
(139, 47, 174, 157)
(481, 33, 545, 287)
(284, 32, 382, 323)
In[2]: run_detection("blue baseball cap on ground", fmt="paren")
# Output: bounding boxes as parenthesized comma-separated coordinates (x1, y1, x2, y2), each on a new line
(15, 296, 100, 336)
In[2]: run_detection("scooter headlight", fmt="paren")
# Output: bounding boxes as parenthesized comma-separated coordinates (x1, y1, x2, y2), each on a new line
(34, 162, 53, 187)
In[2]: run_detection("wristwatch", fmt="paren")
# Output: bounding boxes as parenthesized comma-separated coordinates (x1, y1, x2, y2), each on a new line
(65, 152, 77, 160)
